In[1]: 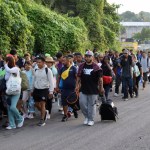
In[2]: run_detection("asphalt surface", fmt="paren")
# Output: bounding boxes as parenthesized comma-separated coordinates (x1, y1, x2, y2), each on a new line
(0, 84, 150, 150)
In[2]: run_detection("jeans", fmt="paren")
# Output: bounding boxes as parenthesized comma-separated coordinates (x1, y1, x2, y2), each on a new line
(104, 84, 111, 100)
(122, 77, 133, 98)
(7, 94, 23, 128)
(79, 92, 97, 121)
(115, 75, 122, 94)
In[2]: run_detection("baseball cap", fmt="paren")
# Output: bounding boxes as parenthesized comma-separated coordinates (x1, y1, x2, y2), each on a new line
(124, 49, 129, 54)
(85, 50, 94, 56)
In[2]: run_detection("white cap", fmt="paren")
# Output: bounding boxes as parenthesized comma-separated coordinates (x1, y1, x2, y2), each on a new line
(85, 50, 94, 56)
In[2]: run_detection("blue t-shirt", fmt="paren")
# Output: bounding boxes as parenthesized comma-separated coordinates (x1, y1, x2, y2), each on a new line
(59, 66, 77, 90)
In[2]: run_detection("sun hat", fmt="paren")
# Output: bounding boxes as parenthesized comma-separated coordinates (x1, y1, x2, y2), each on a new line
(45, 56, 55, 62)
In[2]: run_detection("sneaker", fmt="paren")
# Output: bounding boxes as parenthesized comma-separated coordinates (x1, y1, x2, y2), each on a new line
(58, 107, 63, 111)
(83, 118, 88, 125)
(28, 114, 34, 119)
(88, 121, 94, 126)
(96, 103, 100, 106)
(130, 94, 133, 98)
(44, 110, 49, 121)
(52, 99, 55, 103)
(37, 119, 46, 126)
(47, 113, 51, 119)
(23, 114, 29, 119)
(6, 126, 16, 130)
(124, 98, 128, 101)
(61, 111, 64, 115)
(114, 93, 119, 97)
(73, 111, 78, 118)
(61, 115, 68, 122)
(17, 117, 24, 128)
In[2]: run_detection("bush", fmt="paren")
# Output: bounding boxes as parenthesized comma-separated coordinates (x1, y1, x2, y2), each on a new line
(0, 0, 34, 55)
(15, 0, 90, 55)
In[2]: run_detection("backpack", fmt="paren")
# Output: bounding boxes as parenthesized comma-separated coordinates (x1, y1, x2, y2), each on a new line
(0, 61, 4, 68)
(6, 73, 22, 95)
(133, 65, 140, 77)
(20, 71, 30, 91)
(0, 78, 6, 93)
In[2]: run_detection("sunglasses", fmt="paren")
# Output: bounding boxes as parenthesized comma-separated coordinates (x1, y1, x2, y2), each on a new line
(85, 55, 92, 57)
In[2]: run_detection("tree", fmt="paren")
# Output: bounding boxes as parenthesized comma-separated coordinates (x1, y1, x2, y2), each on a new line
(120, 11, 140, 22)
(120, 11, 150, 22)
(133, 28, 150, 42)
(103, 1, 120, 50)
(41, 0, 121, 51)
(24, 1, 89, 55)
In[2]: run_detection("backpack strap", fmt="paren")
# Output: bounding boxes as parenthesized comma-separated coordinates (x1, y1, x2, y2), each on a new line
(45, 67, 48, 75)
(35, 68, 48, 76)
(34, 67, 48, 75)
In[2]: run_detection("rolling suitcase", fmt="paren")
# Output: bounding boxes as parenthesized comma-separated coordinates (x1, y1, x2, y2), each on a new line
(99, 99, 118, 122)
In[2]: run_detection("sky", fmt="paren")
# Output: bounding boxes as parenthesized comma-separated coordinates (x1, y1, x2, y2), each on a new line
(107, 0, 150, 14)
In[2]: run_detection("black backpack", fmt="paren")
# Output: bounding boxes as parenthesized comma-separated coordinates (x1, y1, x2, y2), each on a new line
(0, 77, 6, 94)
(0, 61, 4, 68)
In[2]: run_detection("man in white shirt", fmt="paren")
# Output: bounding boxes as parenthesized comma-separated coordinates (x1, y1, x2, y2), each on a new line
(32, 56, 54, 126)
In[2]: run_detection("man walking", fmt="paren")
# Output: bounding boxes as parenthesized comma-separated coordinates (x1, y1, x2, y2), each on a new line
(140, 51, 149, 89)
(32, 56, 54, 126)
(76, 50, 104, 126)
(121, 49, 133, 101)
(57, 55, 77, 122)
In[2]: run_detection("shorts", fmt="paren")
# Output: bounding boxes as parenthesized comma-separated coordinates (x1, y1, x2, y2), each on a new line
(33, 88, 49, 102)
(61, 89, 74, 106)
(143, 72, 148, 81)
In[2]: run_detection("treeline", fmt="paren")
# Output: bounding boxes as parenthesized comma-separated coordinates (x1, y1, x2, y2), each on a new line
(120, 11, 150, 22)
(0, 0, 120, 55)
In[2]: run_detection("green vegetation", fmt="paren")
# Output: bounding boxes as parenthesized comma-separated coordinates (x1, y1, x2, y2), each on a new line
(0, 0, 121, 55)
(120, 11, 150, 22)
(133, 28, 150, 43)
(0, 0, 34, 55)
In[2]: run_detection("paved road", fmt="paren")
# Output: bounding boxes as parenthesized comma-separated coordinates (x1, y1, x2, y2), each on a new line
(0, 84, 150, 150)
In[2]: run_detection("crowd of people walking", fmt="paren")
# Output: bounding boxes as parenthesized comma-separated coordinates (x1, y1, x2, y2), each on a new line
(0, 48, 150, 129)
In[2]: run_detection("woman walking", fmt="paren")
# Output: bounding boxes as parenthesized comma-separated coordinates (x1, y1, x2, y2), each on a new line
(5, 56, 24, 129)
